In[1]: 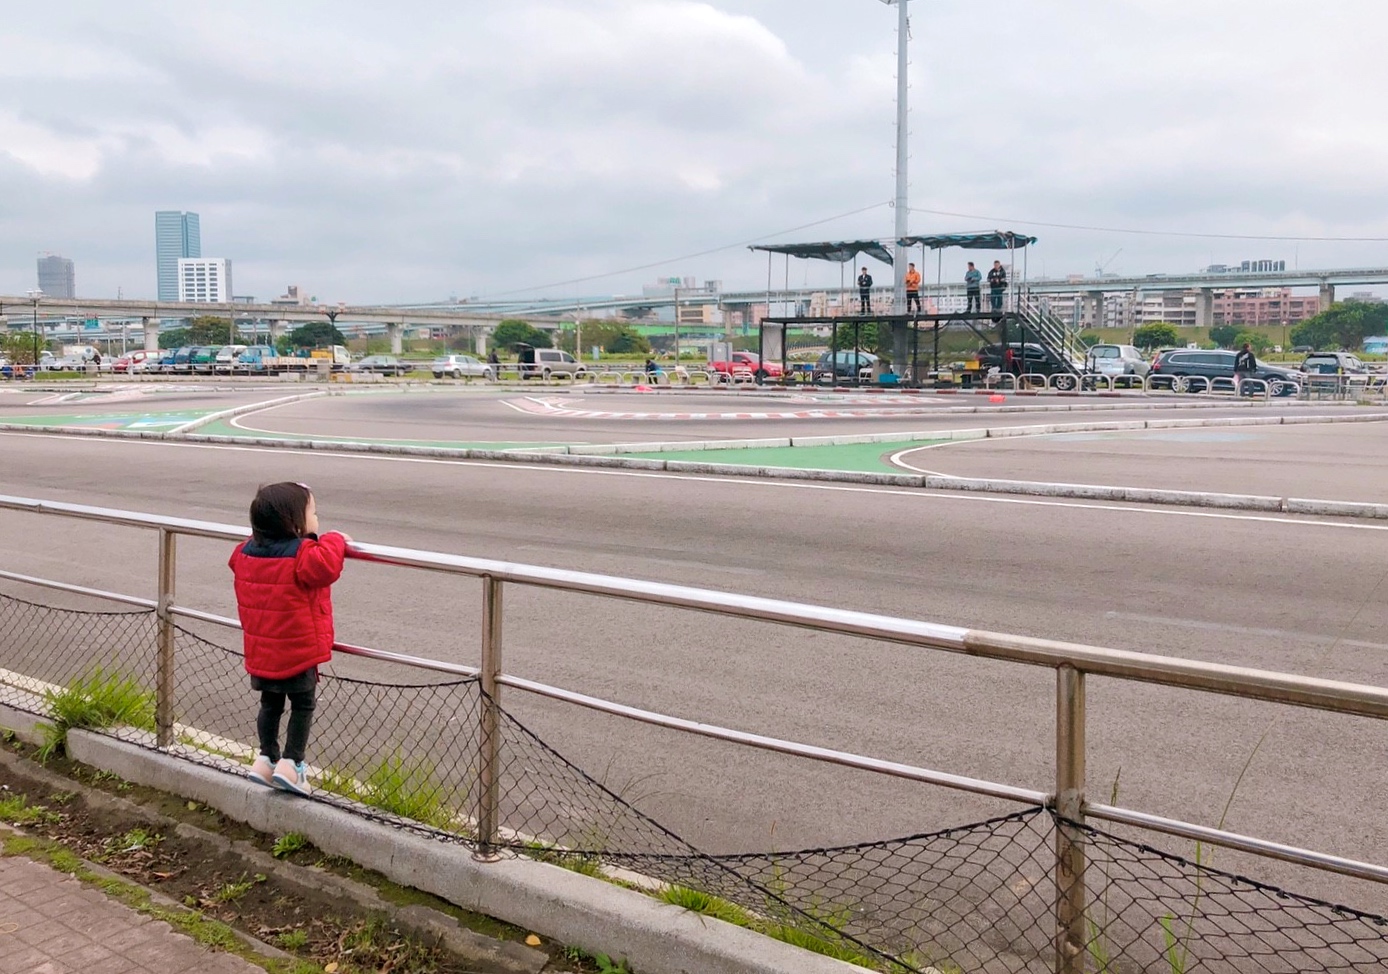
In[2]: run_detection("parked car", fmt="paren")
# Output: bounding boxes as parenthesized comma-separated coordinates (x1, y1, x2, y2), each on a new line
(111, 350, 153, 374)
(1300, 351, 1367, 374)
(708, 352, 784, 380)
(214, 345, 248, 373)
(813, 350, 879, 381)
(974, 342, 1078, 385)
(432, 354, 494, 380)
(188, 346, 220, 374)
(147, 348, 181, 374)
(353, 354, 414, 376)
(1149, 349, 1304, 395)
(515, 345, 586, 380)
(1085, 343, 1149, 378)
(236, 346, 279, 373)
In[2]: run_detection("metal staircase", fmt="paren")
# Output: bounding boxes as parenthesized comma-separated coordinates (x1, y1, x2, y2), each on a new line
(1016, 293, 1087, 376)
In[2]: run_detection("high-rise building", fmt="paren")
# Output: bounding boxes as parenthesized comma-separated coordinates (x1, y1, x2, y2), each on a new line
(155, 211, 201, 301)
(177, 258, 233, 303)
(36, 254, 75, 299)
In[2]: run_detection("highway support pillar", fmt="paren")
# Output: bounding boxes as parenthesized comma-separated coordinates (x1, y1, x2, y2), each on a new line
(1085, 291, 1104, 331)
(142, 317, 159, 353)
(388, 322, 403, 355)
(1195, 288, 1214, 329)
(1319, 281, 1336, 309)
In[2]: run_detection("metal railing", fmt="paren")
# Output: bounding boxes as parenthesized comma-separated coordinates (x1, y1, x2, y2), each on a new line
(1, 492, 1387, 973)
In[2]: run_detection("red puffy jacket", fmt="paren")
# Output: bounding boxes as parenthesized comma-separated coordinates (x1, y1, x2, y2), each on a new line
(228, 533, 347, 680)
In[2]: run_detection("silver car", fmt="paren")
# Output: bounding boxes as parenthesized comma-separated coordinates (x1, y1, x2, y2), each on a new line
(432, 354, 494, 380)
(1086, 344, 1150, 378)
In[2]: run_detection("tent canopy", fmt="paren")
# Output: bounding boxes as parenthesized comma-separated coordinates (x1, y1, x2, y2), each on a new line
(898, 231, 1037, 250)
(749, 240, 894, 265)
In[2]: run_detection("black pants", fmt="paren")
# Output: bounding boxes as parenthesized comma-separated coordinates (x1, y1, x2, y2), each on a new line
(966, 289, 981, 313)
(254, 670, 317, 763)
(990, 289, 1004, 312)
(859, 290, 871, 314)
(906, 292, 922, 314)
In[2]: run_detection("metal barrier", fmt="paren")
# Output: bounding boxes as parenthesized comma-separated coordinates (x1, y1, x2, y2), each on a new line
(0, 493, 1387, 973)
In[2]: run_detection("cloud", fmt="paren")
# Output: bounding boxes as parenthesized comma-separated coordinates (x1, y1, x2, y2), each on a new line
(1, 0, 1387, 302)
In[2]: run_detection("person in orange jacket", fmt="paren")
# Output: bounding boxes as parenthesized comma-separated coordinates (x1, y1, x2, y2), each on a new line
(904, 263, 923, 314)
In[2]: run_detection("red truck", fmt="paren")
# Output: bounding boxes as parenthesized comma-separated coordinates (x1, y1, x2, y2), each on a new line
(707, 352, 784, 381)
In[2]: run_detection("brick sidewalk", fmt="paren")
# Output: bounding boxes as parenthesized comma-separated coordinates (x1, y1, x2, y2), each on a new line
(0, 855, 262, 974)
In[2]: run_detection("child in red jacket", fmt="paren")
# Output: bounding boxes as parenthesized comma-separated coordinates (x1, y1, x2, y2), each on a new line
(229, 482, 350, 795)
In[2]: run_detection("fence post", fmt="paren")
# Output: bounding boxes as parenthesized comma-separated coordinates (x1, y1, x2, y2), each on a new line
(155, 528, 177, 748)
(474, 575, 503, 860)
(1055, 664, 1087, 974)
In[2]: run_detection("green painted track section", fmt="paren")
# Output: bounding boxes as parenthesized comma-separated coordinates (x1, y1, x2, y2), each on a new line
(0, 410, 217, 430)
(625, 440, 946, 472)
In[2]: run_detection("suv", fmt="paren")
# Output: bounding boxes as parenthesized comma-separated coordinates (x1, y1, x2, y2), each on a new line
(1150, 349, 1303, 395)
(1085, 343, 1149, 378)
(516, 345, 586, 380)
(813, 350, 879, 381)
(1300, 351, 1366, 374)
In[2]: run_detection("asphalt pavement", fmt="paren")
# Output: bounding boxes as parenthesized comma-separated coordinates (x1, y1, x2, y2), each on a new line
(0, 393, 1385, 914)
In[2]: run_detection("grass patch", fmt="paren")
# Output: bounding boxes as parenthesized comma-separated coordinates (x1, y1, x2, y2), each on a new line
(659, 885, 753, 927)
(319, 755, 456, 828)
(38, 668, 156, 761)
(0, 793, 60, 825)
(522, 841, 605, 878)
(276, 928, 309, 950)
(211, 873, 265, 903)
(763, 921, 880, 967)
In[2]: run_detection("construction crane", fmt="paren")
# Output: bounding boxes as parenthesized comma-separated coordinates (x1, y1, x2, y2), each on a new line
(1095, 248, 1122, 278)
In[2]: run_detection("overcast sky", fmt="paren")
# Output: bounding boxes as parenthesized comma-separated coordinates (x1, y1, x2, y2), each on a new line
(4, 0, 1388, 305)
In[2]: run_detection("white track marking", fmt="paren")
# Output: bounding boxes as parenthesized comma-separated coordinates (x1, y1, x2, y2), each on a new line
(3, 429, 1388, 533)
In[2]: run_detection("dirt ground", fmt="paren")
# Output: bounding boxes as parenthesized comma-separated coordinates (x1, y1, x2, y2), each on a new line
(0, 741, 614, 973)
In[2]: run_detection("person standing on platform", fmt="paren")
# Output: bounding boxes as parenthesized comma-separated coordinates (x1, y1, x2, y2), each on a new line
(965, 262, 982, 313)
(904, 263, 922, 314)
(987, 260, 1007, 313)
(857, 267, 873, 315)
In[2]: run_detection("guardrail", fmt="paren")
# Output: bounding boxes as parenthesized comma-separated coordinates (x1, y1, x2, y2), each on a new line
(0, 493, 1386, 972)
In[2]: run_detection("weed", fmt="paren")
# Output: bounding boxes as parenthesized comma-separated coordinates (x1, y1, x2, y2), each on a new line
(37, 668, 156, 761)
(522, 841, 605, 878)
(659, 885, 753, 927)
(0, 794, 59, 825)
(105, 828, 161, 855)
(272, 832, 309, 859)
(212, 873, 266, 903)
(276, 928, 309, 950)
(763, 921, 878, 968)
(48, 792, 74, 805)
(593, 954, 633, 973)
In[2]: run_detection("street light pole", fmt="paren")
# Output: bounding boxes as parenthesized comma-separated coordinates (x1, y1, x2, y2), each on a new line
(673, 287, 681, 366)
(26, 289, 43, 368)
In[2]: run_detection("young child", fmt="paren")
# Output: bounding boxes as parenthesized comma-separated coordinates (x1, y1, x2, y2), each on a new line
(229, 482, 350, 795)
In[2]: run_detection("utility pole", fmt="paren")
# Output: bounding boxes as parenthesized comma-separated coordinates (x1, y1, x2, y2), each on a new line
(879, 0, 912, 370)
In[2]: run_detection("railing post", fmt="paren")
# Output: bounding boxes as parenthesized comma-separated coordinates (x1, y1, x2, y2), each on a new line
(155, 528, 177, 748)
(474, 575, 503, 860)
(1055, 664, 1087, 974)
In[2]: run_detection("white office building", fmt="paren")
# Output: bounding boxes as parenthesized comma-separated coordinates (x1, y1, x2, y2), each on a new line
(177, 258, 233, 303)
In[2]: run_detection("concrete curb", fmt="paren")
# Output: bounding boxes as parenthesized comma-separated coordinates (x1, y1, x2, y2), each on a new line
(65, 731, 862, 974)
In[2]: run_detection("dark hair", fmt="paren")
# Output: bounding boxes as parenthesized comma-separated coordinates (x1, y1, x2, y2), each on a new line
(249, 482, 312, 543)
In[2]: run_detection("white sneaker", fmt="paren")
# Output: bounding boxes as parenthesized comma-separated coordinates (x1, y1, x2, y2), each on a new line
(248, 755, 274, 788)
(271, 759, 311, 796)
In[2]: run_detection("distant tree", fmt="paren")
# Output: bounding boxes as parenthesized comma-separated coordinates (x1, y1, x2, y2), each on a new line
(159, 328, 190, 349)
(1232, 330, 1273, 354)
(490, 319, 551, 352)
(1077, 331, 1102, 347)
(287, 321, 347, 348)
(1132, 322, 1180, 351)
(829, 321, 888, 356)
(1, 332, 46, 364)
(187, 315, 233, 345)
(1207, 323, 1241, 348)
(1290, 301, 1388, 351)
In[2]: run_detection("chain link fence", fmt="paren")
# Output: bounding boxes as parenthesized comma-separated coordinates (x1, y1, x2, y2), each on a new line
(1, 591, 1386, 973)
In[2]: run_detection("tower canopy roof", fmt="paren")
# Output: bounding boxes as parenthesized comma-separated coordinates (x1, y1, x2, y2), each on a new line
(749, 240, 895, 265)
(898, 231, 1037, 250)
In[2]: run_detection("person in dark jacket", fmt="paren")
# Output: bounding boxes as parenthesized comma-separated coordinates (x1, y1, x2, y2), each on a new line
(229, 482, 350, 796)
(1233, 342, 1257, 391)
(987, 260, 1007, 313)
(857, 267, 873, 315)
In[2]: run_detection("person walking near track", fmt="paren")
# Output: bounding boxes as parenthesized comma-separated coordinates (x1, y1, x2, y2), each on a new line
(230, 482, 350, 797)
(1234, 342, 1257, 393)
